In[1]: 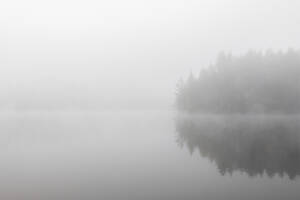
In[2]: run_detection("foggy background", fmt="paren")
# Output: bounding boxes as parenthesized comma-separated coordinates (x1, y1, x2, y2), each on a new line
(2, 1, 300, 200)
(1, 0, 300, 110)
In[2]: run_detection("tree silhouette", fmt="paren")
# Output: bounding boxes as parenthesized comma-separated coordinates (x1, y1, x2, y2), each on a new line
(176, 49, 300, 113)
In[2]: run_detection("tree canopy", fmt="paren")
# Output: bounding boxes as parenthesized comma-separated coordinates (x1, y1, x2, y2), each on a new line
(176, 49, 300, 114)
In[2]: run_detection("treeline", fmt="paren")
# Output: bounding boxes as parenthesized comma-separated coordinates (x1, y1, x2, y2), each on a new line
(176, 49, 300, 114)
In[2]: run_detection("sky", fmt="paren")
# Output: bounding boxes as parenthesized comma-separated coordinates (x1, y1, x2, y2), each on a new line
(1, 0, 300, 110)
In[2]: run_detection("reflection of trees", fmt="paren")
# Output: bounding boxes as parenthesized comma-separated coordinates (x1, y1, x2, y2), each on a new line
(176, 115, 300, 179)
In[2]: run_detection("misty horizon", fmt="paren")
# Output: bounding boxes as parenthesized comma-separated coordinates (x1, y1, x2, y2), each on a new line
(2, 0, 300, 110)
(2, 0, 300, 200)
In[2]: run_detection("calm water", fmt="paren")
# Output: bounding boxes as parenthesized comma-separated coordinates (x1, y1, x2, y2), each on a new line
(0, 111, 300, 200)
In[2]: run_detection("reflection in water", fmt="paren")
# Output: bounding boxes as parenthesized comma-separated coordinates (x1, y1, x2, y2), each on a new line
(176, 115, 300, 179)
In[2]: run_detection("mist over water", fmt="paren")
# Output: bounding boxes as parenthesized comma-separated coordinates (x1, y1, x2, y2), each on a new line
(0, 111, 299, 200)
(2, 0, 300, 199)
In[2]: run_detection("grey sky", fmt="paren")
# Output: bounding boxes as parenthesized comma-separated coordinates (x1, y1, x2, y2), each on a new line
(1, 0, 300, 109)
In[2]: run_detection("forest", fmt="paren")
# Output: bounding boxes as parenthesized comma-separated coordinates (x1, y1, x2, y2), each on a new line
(176, 49, 300, 114)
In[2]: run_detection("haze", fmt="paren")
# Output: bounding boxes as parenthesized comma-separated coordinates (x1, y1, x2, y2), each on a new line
(1, 0, 300, 110)
(2, 1, 300, 200)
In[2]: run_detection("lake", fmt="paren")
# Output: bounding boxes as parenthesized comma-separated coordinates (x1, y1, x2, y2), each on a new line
(0, 111, 300, 200)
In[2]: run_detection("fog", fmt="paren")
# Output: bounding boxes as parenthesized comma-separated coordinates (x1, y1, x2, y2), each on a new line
(2, 1, 300, 200)
(1, 0, 300, 110)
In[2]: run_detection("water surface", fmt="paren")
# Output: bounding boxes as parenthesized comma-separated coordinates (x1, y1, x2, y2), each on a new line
(0, 111, 300, 200)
